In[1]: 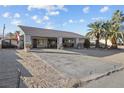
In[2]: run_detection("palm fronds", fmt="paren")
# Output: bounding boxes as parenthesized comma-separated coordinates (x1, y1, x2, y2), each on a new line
(86, 10, 124, 48)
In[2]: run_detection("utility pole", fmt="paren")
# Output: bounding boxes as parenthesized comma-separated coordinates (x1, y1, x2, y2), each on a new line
(3, 24, 5, 40)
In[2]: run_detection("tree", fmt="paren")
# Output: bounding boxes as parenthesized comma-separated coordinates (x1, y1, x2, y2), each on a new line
(101, 21, 111, 48)
(109, 10, 124, 48)
(86, 10, 124, 49)
(86, 21, 103, 48)
(84, 38, 90, 48)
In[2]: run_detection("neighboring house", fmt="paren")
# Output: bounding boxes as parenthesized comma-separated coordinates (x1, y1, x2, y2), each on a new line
(18, 25, 85, 49)
(1, 33, 18, 48)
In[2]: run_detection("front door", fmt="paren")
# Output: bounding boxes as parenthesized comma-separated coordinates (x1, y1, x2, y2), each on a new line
(33, 39, 37, 48)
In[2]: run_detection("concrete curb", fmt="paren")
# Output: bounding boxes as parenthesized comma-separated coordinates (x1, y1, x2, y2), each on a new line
(80, 66, 124, 87)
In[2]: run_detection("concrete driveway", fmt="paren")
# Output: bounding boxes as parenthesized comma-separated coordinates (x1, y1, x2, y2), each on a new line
(0, 49, 30, 88)
(31, 49, 123, 80)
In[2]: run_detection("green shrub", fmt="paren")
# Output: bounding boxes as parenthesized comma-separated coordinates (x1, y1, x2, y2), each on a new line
(84, 39, 90, 48)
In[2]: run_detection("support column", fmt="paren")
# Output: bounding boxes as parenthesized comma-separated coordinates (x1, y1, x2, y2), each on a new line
(24, 34, 31, 51)
(75, 38, 79, 48)
(57, 37, 63, 49)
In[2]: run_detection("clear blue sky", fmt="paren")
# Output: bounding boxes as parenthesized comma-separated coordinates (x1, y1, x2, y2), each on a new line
(0, 5, 124, 36)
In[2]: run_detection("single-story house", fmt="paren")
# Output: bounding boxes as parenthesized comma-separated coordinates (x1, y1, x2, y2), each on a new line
(18, 25, 85, 49)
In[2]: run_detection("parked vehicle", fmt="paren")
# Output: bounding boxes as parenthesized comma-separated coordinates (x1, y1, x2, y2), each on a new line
(2, 40, 17, 48)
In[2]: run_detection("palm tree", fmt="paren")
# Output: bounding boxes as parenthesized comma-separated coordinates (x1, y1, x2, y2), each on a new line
(101, 21, 112, 48)
(101, 21, 124, 49)
(109, 10, 124, 48)
(86, 10, 124, 49)
(86, 21, 103, 48)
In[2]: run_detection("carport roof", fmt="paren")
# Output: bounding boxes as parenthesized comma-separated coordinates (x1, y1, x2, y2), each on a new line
(18, 25, 84, 38)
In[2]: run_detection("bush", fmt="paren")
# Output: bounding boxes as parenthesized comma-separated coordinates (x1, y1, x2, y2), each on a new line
(84, 39, 90, 48)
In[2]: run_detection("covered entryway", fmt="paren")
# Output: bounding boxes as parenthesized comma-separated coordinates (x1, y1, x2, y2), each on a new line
(32, 39, 37, 48)
(32, 37, 57, 49)
(47, 38, 57, 48)
(32, 38, 48, 48)
(63, 38, 75, 48)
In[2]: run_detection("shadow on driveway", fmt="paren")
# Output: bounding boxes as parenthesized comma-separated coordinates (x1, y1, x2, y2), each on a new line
(64, 48, 124, 57)
(30, 48, 124, 57)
